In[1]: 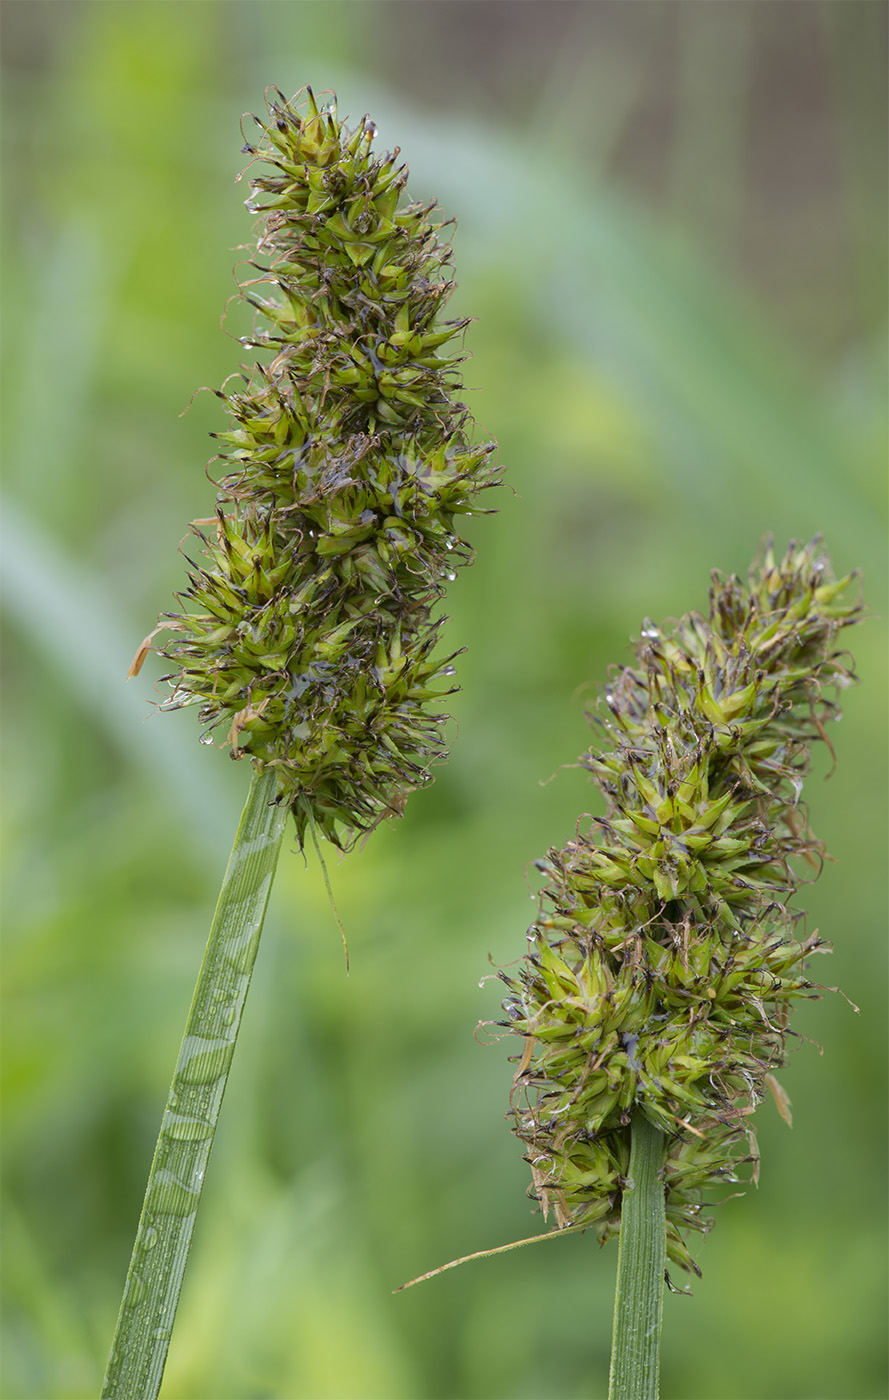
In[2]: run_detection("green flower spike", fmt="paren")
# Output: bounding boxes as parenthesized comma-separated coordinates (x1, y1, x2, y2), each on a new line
(142, 85, 499, 848)
(396, 539, 862, 1331)
(108, 89, 497, 1400)
(501, 540, 861, 1279)
(493, 539, 862, 1399)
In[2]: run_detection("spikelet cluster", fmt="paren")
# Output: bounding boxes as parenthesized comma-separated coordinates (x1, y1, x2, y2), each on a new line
(149, 88, 499, 846)
(498, 540, 861, 1274)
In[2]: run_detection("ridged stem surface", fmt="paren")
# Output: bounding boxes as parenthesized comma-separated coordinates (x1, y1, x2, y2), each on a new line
(609, 1112, 667, 1400)
(102, 765, 287, 1399)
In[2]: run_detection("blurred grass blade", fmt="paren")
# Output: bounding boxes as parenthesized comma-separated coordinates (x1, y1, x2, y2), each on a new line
(102, 764, 287, 1400)
(0, 494, 232, 861)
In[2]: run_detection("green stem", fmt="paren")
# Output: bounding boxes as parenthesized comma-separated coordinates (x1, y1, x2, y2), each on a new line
(102, 764, 288, 1400)
(608, 1112, 667, 1400)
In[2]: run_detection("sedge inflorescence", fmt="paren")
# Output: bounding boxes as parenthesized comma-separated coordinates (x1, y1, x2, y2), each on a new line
(499, 540, 861, 1275)
(144, 88, 498, 846)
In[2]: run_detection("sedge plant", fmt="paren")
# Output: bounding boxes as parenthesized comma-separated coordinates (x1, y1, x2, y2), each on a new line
(401, 538, 862, 1400)
(104, 87, 498, 1400)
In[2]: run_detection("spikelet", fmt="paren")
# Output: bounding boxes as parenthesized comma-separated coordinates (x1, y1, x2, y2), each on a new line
(498, 540, 861, 1275)
(140, 88, 499, 847)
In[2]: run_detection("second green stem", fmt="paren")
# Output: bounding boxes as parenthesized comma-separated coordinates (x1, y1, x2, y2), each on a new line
(608, 1111, 667, 1400)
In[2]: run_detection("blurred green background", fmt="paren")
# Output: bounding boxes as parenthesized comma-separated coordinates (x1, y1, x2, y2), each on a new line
(2, 3, 886, 1398)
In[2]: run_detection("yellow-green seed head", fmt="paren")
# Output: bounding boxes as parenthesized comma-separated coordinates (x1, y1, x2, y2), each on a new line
(499, 539, 861, 1275)
(144, 89, 500, 846)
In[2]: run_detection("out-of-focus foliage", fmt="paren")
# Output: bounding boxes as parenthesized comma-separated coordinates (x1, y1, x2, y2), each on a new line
(1, 4, 885, 1399)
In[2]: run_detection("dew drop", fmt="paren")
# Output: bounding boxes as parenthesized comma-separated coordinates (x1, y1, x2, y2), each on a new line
(176, 1036, 234, 1085)
(163, 1112, 214, 1142)
(446, 571, 456, 581)
(163, 686, 191, 709)
(146, 1169, 201, 1217)
(225, 928, 261, 975)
